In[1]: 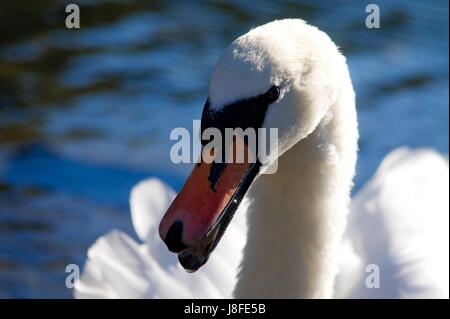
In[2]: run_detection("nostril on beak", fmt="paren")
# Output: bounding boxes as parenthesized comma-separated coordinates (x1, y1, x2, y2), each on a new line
(164, 221, 188, 253)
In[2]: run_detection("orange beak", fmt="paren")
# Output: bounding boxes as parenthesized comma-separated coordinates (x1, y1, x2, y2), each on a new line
(159, 138, 260, 271)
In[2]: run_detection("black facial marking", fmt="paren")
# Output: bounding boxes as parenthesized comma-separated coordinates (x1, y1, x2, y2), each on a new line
(200, 85, 279, 190)
(208, 162, 227, 192)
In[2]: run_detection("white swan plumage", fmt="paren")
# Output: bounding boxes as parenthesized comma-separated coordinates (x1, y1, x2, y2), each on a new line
(74, 19, 449, 299)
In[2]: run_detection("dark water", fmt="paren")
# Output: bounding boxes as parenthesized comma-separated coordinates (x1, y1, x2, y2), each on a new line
(0, 0, 448, 298)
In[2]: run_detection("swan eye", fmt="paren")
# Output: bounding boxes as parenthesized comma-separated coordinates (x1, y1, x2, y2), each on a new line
(265, 85, 280, 103)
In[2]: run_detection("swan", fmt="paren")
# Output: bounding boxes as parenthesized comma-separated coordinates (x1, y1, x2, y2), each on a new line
(74, 19, 449, 299)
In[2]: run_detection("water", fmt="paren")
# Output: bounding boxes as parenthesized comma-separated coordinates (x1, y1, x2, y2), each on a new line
(0, 0, 448, 298)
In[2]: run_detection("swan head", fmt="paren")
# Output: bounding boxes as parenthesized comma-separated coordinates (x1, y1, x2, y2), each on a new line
(159, 19, 349, 271)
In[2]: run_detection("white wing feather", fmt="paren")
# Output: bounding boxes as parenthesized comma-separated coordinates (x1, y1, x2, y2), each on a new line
(336, 148, 449, 298)
(75, 178, 247, 298)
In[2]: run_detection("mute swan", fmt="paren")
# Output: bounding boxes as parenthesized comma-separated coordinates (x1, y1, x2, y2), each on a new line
(74, 19, 449, 299)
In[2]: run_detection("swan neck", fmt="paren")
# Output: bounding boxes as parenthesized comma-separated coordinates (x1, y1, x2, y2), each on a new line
(234, 109, 357, 298)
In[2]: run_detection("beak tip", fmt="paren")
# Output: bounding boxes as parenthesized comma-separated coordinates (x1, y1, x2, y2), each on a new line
(161, 220, 188, 253)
